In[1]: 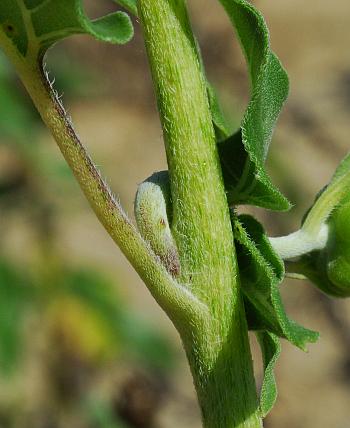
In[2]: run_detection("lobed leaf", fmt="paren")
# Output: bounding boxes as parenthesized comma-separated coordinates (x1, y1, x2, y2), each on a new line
(215, 0, 290, 211)
(0, 0, 133, 62)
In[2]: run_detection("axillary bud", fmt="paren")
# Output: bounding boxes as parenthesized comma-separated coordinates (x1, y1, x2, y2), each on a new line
(134, 171, 180, 277)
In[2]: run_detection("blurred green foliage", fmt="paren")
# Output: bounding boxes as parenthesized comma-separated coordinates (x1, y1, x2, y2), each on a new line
(0, 53, 40, 144)
(0, 261, 34, 374)
(0, 260, 175, 376)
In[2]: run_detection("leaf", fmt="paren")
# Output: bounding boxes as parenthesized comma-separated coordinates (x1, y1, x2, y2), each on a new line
(324, 151, 350, 208)
(302, 152, 350, 226)
(113, 0, 138, 17)
(233, 213, 317, 416)
(331, 151, 350, 184)
(0, 0, 133, 61)
(233, 214, 319, 349)
(207, 83, 231, 141)
(111, 0, 287, 213)
(215, 0, 290, 211)
(292, 152, 350, 298)
(256, 331, 281, 417)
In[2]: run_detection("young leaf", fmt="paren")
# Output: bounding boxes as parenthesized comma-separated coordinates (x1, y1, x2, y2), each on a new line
(256, 331, 281, 418)
(215, 0, 290, 211)
(289, 152, 350, 298)
(0, 0, 133, 62)
(330, 151, 350, 187)
(302, 152, 350, 234)
(233, 214, 319, 349)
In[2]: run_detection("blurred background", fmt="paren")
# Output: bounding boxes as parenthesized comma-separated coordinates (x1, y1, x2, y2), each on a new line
(0, 0, 350, 427)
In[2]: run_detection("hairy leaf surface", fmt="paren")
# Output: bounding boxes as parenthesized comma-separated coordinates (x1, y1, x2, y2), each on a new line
(233, 214, 318, 415)
(256, 331, 280, 417)
(215, 0, 290, 211)
(234, 214, 319, 348)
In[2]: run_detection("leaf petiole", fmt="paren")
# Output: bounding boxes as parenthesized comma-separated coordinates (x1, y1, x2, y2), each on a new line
(270, 155, 350, 261)
(269, 225, 329, 260)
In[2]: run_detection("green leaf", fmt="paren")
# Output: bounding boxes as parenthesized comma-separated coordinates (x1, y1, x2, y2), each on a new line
(215, 0, 290, 211)
(324, 151, 350, 208)
(330, 151, 350, 185)
(0, 0, 133, 61)
(256, 331, 281, 417)
(302, 152, 350, 228)
(325, 199, 350, 297)
(207, 83, 231, 141)
(233, 214, 319, 349)
(113, 0, 138, 17)
(294, 152, 350, 298)
(295, 250, 350, 299)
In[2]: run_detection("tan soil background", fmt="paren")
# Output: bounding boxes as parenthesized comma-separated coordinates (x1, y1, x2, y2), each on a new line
(1, 0, 350, 427)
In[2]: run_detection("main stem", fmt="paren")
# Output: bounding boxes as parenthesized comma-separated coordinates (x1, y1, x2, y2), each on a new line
(138, 1, 262, 427)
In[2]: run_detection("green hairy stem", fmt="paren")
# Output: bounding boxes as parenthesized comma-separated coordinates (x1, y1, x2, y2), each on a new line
(2, 0, 348, 426)
(138, 1, 262, 427)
